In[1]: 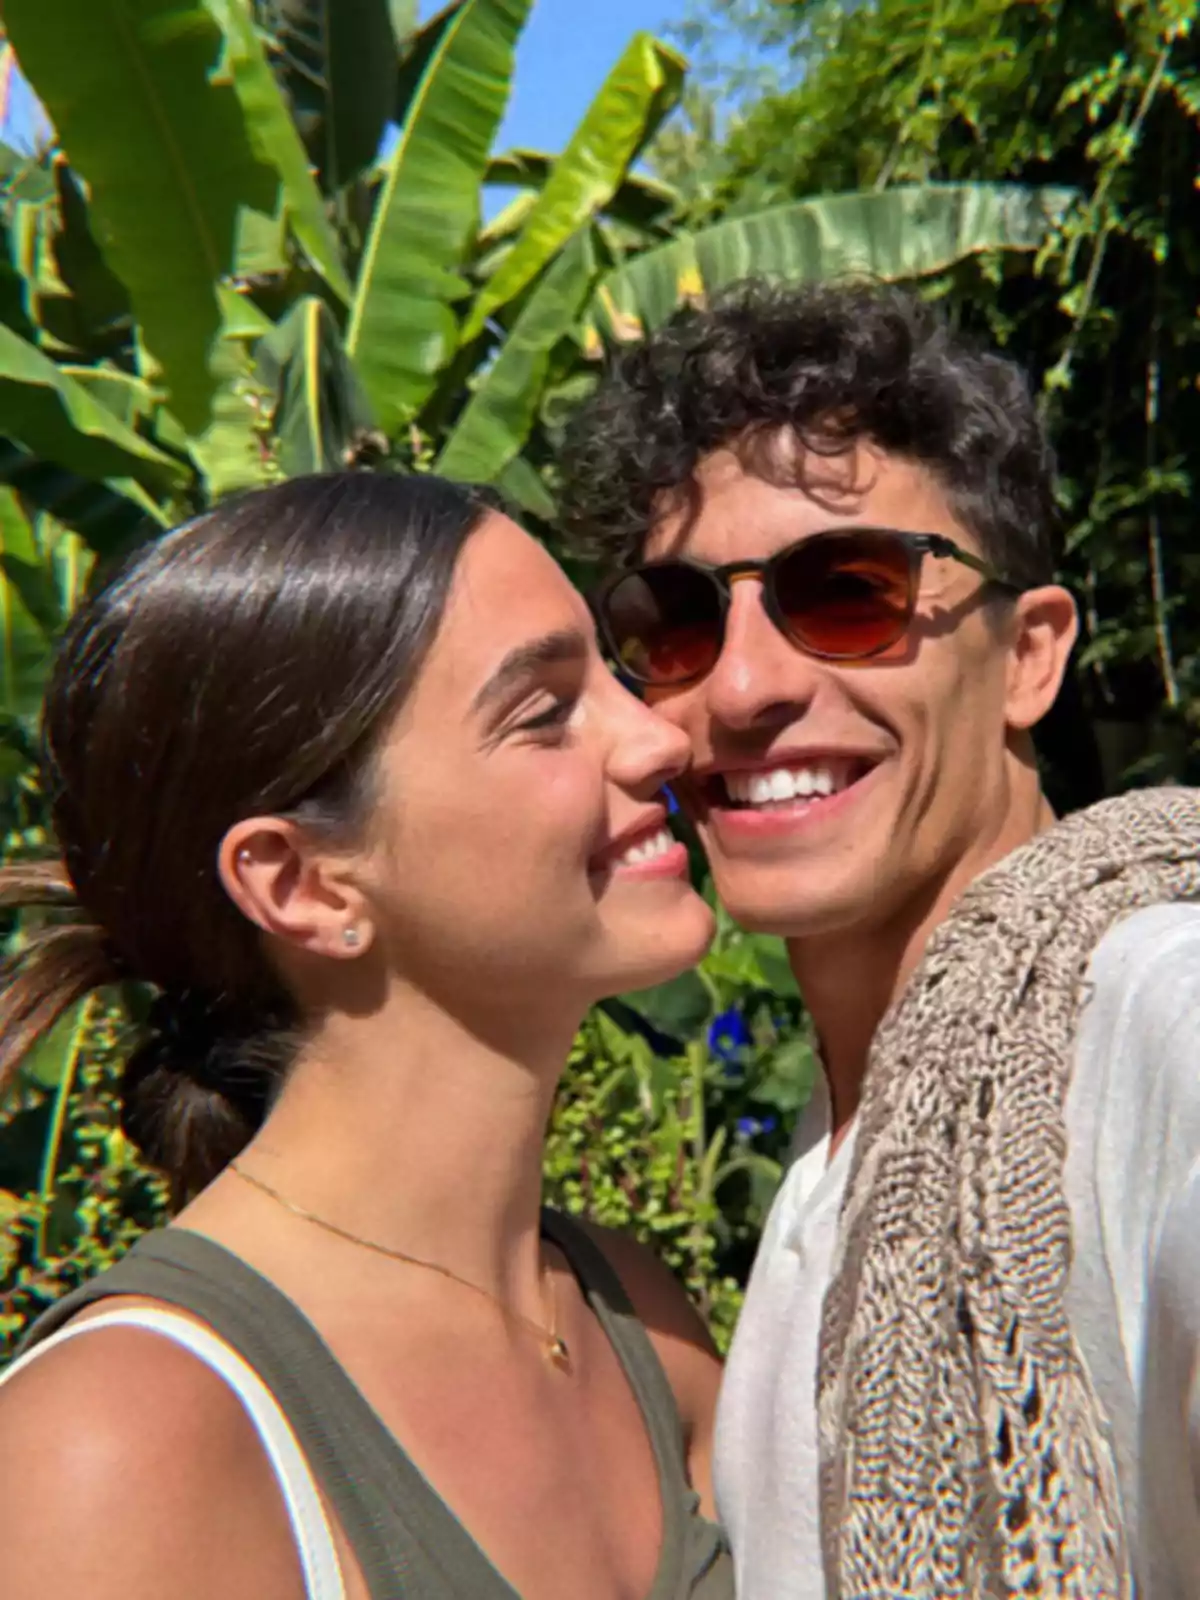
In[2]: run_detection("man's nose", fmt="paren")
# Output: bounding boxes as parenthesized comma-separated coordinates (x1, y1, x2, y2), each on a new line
(703, 576, 822, 731)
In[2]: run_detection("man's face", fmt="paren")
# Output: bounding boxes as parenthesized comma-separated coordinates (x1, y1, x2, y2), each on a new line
(645, 438, 1071, 942)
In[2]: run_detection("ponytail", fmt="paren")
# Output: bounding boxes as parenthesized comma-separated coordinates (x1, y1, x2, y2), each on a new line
(121, 992, 280, 1206)
(0, 857, 282, 1206)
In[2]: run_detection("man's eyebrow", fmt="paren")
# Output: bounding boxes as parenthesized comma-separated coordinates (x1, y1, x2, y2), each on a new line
(471, 627, 589, 715)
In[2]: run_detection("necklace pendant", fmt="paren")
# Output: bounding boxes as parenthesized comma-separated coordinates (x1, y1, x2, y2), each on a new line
(545, 1334, 571, 1372)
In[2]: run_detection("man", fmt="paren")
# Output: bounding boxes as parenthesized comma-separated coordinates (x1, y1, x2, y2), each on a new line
(557, 280, 1200, 1599)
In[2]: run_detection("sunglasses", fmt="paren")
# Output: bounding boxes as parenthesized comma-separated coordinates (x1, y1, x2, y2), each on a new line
(593, 526, 1020, 688)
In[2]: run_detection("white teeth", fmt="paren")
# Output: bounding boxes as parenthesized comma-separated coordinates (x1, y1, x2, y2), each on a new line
(724, 763, 852, 807)
(617, 826, 674, 867)
(747, 772, 775, 805)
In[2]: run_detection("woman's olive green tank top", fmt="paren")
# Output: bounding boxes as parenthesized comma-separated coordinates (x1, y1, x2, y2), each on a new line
(22, 1209, 734, 1600)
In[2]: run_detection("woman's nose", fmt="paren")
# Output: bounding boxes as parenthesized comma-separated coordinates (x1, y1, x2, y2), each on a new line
(607, 683, 692, 795)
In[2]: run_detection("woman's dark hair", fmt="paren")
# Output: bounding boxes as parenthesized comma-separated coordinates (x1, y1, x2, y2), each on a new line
(557, 278, 1062, 588)
(0, 472, 496, 1200)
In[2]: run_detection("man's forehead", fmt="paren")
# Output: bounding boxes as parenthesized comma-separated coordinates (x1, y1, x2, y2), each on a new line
(645, 435, 917, 561)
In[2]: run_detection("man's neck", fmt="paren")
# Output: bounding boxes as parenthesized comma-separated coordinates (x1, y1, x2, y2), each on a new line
(789, 790, 1058, 1141)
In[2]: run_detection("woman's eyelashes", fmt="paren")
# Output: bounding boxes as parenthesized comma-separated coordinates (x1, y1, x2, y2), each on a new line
(513, 693, 578, 737)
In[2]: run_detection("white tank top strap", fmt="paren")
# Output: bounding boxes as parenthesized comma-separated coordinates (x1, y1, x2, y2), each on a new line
(1, 1305, 345, 1600)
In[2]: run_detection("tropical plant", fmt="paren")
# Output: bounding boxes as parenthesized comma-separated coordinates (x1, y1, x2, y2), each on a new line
(0, 0, 1077, 1354)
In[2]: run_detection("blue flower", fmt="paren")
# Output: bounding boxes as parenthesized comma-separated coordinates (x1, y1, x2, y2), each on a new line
(708, 1008, 751, 1063)
(737, 1113, 779, 1139)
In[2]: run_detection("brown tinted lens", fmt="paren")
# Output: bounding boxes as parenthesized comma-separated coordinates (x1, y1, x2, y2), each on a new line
(773, 530, 914, 659)
(601, 564, 724, 684)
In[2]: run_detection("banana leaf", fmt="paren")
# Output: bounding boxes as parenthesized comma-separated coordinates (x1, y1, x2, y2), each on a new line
(462, 36, 685, 342)
(9, 191, 66, 345)
(347, 0, 532, 435)
(474, 191, 539, 265)
(0, 322, 189, 497)
(586, 183, 1079, 340)
(0, 488, 55, 719)
(253, 0, 396, 191)
(0, 441, 166, 555)
(38, 509, 92, 622)
(436, 231, 596, 483)
(0, 139, 55, 205)
(485, 150, 678, 235)
(9, 159, 131, 362)
(58, 367, 160, 432)
(51, 160, 129, 330)
(190, 286, 279, 500)
(5, 0, 281, 433)
(257, 296, 378, 475)
(0, 226, 33, 344)
(393, 1, 465, 124)
(389, 0, 418, 40)
(495, 453, 555, 522)
(206, 0, 352, 299)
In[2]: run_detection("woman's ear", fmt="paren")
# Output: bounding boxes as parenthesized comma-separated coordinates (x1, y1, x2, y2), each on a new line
(1004, 584, 1079, 732)
(218, 819, 374, 960)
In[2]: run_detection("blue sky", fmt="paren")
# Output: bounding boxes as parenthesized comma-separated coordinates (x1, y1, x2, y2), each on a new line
(460, 0, 679, 155)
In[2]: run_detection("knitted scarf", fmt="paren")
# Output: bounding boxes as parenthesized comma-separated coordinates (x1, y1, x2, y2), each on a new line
(817, 786, 1200, 1599)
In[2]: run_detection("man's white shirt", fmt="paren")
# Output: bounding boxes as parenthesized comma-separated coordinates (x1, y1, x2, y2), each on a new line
(713, 902, 1200, 1598)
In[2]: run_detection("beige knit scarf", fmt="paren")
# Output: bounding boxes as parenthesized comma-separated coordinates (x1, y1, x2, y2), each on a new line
(818, 786, 1200, 1599)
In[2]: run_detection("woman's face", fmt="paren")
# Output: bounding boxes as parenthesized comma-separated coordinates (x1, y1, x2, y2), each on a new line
(359, 513, 715, 1015)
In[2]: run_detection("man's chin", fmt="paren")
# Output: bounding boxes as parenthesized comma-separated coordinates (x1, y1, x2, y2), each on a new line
(711, 873, 873, 943)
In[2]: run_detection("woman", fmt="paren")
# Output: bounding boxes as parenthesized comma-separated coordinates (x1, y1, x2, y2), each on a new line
(0, 473, 733, 1600)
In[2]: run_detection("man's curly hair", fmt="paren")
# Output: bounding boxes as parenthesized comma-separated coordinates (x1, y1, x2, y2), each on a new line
(556, 279, 1060, 588)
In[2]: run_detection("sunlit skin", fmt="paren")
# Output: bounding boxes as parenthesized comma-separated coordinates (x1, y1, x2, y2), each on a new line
(344, 512, 716, 1013)
(0, 515, 721, 1600)
(645, 437, 1078, 1138)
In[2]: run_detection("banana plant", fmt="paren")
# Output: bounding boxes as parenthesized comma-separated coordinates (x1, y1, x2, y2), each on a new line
(0, 0, 1079, 547)
(582, 182, 1079, 343)
(459, 33, 685, 343)
(346, 0, 534, 433)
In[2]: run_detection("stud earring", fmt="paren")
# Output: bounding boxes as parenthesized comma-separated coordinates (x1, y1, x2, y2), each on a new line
(342, 925, 362, 949)
(237, 847, 252, 865)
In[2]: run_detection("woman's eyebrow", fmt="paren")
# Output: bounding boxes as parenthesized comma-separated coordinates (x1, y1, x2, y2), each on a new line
(471, 627, 589, 715)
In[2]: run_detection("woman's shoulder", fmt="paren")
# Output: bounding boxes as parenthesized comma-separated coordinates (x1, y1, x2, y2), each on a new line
(0, 1303, 301, 1599)
(576, 1222, 720, 1354)
(571, 1219, 724, 1518)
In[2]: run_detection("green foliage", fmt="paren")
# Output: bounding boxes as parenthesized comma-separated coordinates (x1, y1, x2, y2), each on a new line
(0, 0, 1088, 1353)
(435, 229, 597, 482)
(346, 0, 533, 431)
(0, 1000, 170, 1356)
(587, 182, 1076, 340)
(254, 0, 398, 193)
(460, 32, 686, 343)
(5, 0, 289, 432)
(256, 295, 377, 475)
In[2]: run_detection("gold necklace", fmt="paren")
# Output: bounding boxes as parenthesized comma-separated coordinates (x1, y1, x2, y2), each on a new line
(229, 1162, 571, 1371)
